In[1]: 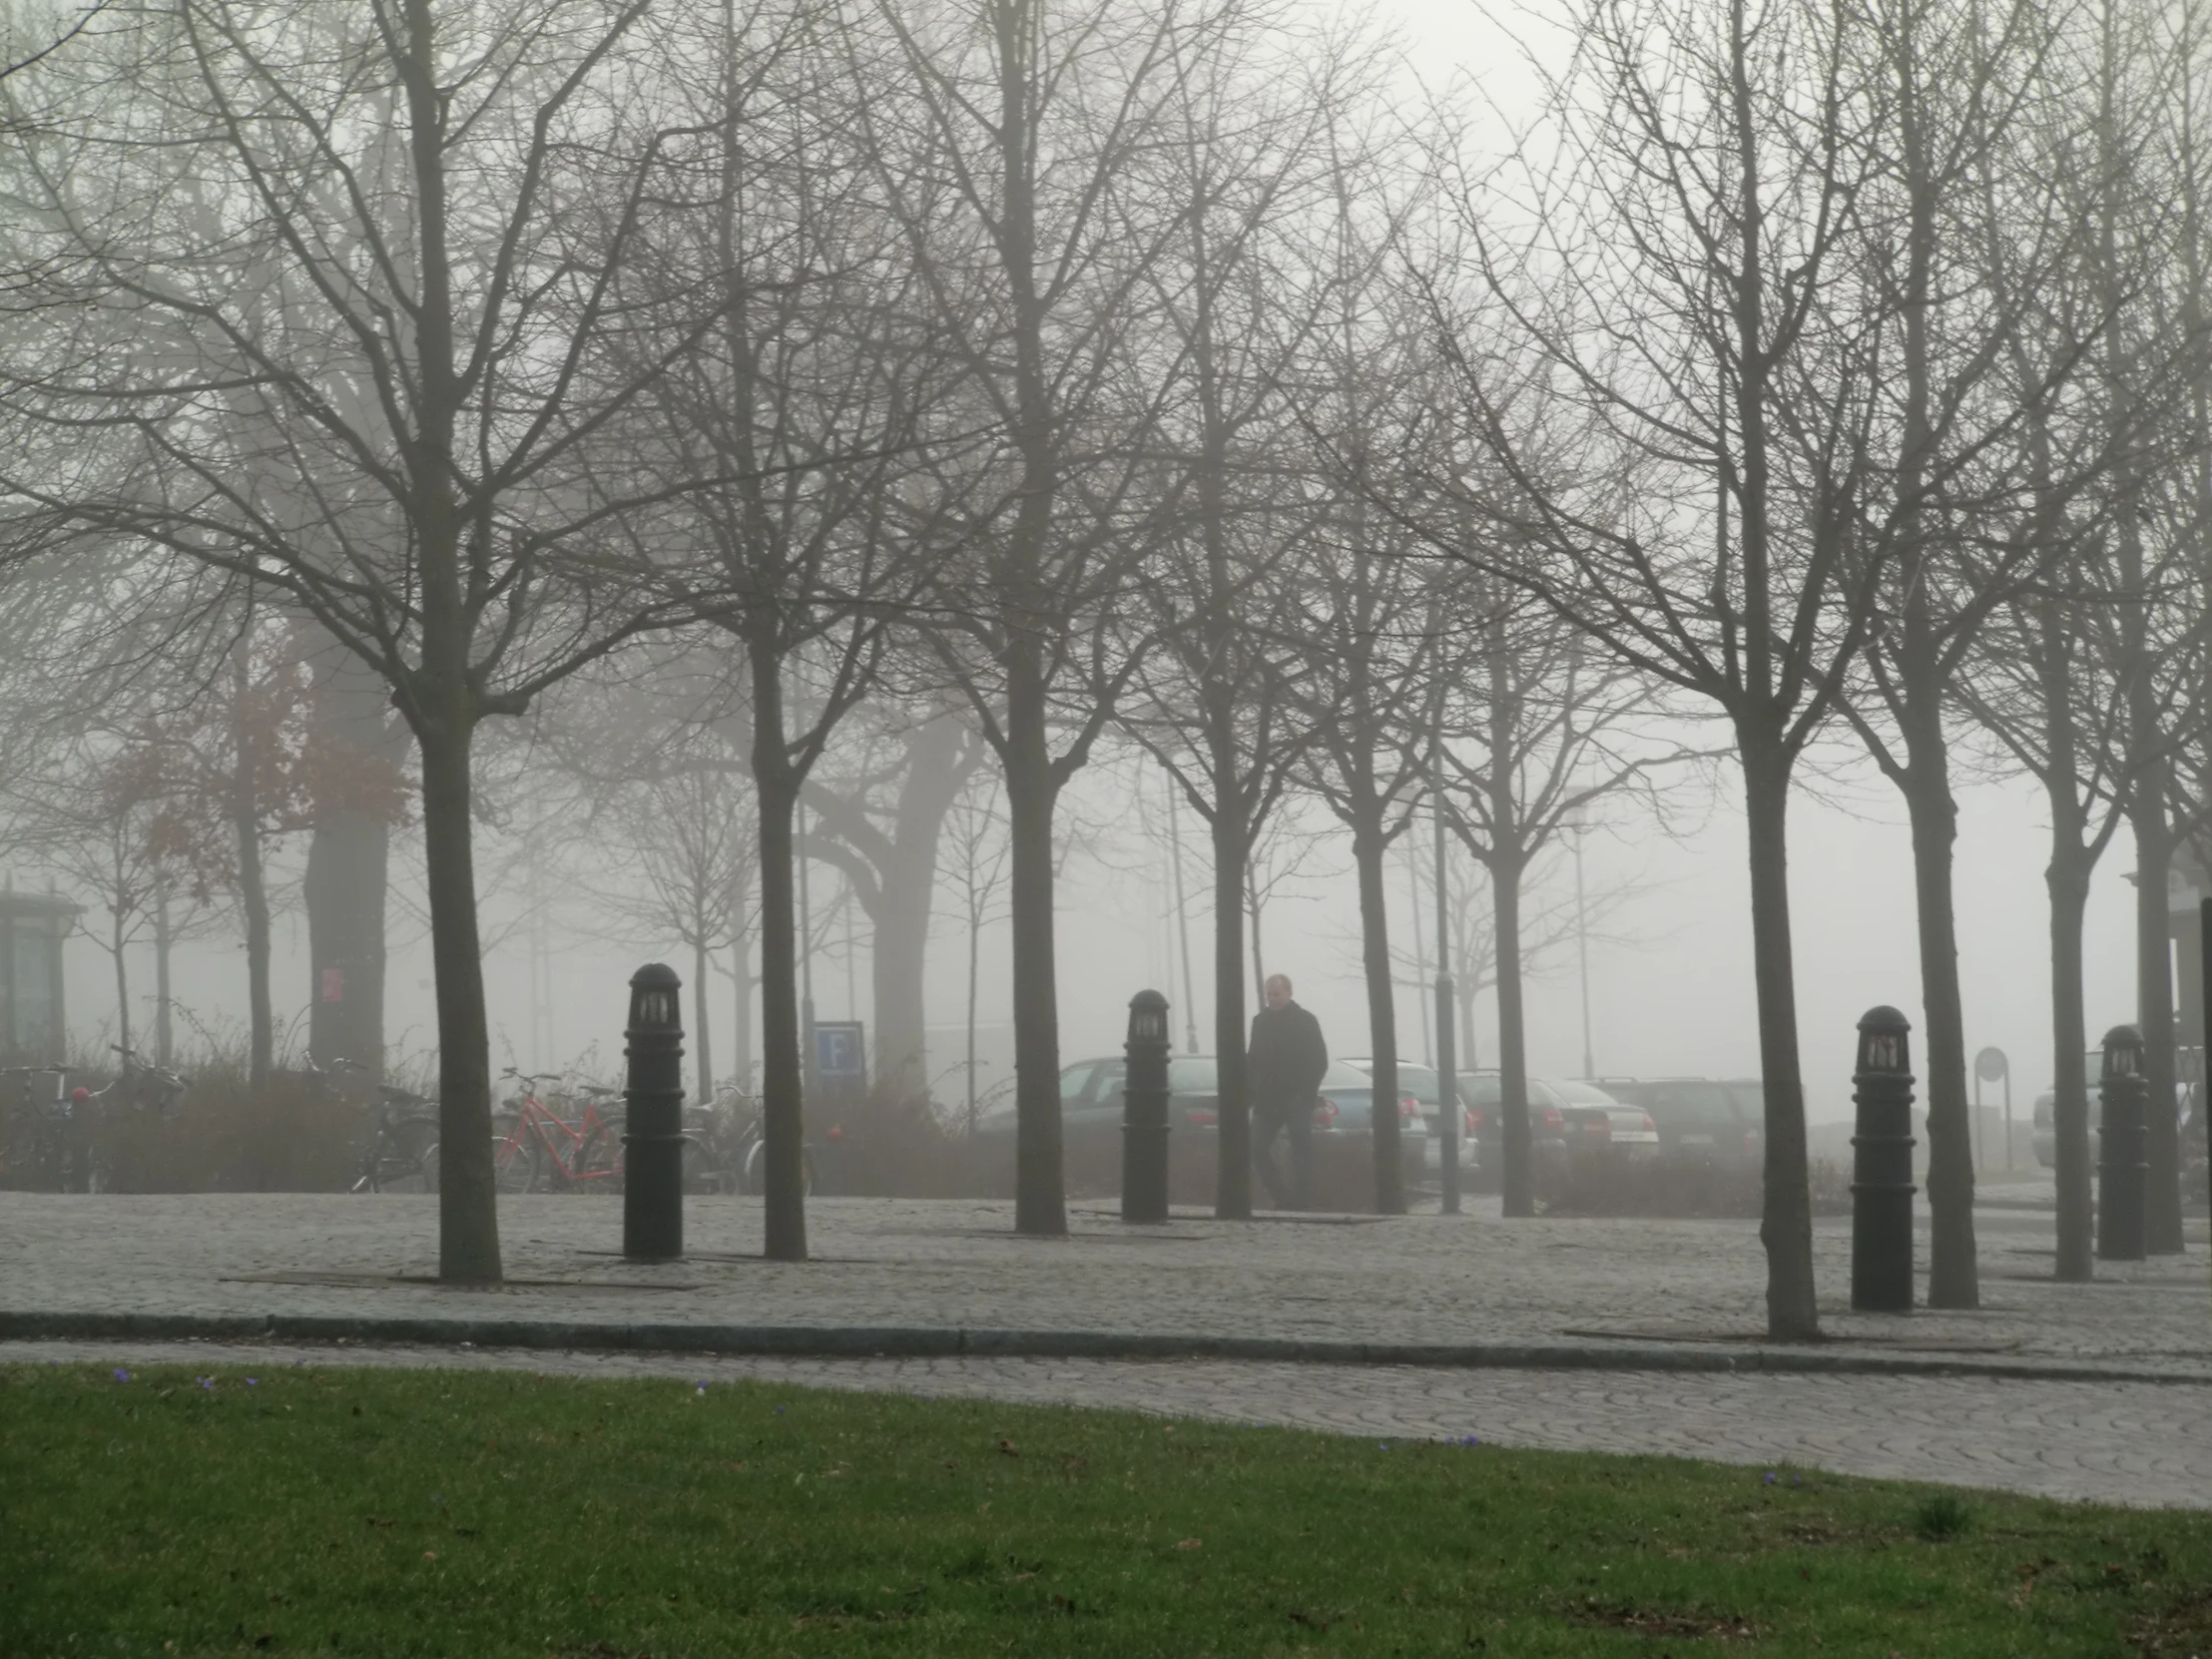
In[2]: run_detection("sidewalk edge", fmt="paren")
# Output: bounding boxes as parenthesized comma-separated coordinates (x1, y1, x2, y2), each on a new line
(2, 1309, 2205, 1385)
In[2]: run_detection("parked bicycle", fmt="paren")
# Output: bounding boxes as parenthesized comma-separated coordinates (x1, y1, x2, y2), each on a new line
(0, 1066, 89, 1192)
(493, 1070, 627, 1192)
(0, 1046, 189, 1194)
(86, 1044, 191, 1117)
(320, 1058, 441, 1194)
(696, 1087, 814, 1197)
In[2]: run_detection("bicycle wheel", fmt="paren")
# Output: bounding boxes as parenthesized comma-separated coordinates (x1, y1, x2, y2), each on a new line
(0, 1108, 37, 1190)
(576, 1118, 626, 1192)
(681, 1135, 712, 1194)
(379, 1116, 440, 1193)
(491, 1116, 537, 1194)
(742, 1140, 814, 1198)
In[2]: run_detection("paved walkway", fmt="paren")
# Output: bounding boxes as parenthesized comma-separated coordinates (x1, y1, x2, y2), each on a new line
(3, 1191, 2207, 1374)
(10, 1191, 2212, 1508)
(10, 1337, 2209, 1509)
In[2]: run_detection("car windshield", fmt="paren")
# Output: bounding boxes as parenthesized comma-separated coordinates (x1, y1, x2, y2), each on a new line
(1168, 1057, 1218, 1093)
(1320, 1061, 1378, 1090)
(1552, 1080, 1621, 1107)
(1390, 1065, 1442, 1104)
(1725, 1081, 1765, 1119)
(1645, 1082, 1739, 1127)
(1458, 1072, 1565, 1108)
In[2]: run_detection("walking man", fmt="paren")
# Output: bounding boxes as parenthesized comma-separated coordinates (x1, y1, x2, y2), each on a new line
(1250, 973, 1328, 1210)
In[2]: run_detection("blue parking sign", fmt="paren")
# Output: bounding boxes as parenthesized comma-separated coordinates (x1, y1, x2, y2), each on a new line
(815, 1021, 865, 1086)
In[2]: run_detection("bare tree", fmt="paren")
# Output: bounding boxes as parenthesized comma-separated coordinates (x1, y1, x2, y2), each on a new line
(616, 0, 959, 1260)
(857, 0, 1248, 1235)
(802, 706, 988, 1104)
(1411, 0, 1899, 1335)
(1116, 18, 1380, 1217)
(1437, 584, 1672, 1216)
(0, 0, 731, 1280)
(1823, 0, 2096, 1307)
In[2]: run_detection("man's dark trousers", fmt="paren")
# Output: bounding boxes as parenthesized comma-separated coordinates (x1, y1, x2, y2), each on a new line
(1249, 998, 1328, 1211)
(1253, 1105, 1313, 1210)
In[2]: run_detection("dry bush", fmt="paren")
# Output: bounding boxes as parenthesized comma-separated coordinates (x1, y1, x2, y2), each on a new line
(806, 1087, 976, 1198)
(90, 1058, 370, 1193)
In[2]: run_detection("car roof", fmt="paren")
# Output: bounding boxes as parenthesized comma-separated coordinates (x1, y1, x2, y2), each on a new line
(1551, 1079, 1623, 1105)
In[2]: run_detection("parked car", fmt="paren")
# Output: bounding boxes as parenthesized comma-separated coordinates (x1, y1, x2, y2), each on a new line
(1551, 1078, 1663, 1171)
(1444, 1070, 1571, 1194)
(1440, 1073, 1661, 1196)
(2031, 1086, 2198, 1171)
(1592, 1077, 1765, 1176)
(970, 1054, 1424, 1209)
(1337, 1058, 1459, 1173)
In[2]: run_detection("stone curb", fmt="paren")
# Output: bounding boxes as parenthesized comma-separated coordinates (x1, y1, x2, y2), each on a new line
(4, 1309, 2208, 1385)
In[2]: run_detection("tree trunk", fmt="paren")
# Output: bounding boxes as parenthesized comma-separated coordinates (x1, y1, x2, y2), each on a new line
(237, 799, 272, 1090)
(751, 649, 808, 1263)
(2048, 842, 2095, 1282)
(871, 855, 932, 1104)
(1004, 743, 1066, 1236)
(693, 934, 714, 1106)
(1247, 862, 1265, 999)
(1743, 738, 1818, 1339)
(305, 651, 398, 1075)
(965, 891, 982, 1132)
(304, 812, 390, 1074)
(1212, 810, 1253, 1219)
(154, 880, 173, 1070)
(1353, 822, 1403, 1214)
(234, 675, 273, 1092)
(2134, 796, 2185, 1253)
(1904, 750, 1977, 1308)
(731, 933, 754, 1096)
(877, 718, 973, 1101)
(1492, 854, 1533, 1218)
(417, 719, 499, 1284)
(111, 904, 131, 1055)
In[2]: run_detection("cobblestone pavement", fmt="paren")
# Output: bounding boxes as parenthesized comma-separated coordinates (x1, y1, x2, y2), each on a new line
(9, 1336, 2209, 1510)
(5, 1191, 2209, 1373)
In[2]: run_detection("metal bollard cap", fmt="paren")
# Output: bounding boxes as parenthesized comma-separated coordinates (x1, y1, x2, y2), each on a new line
(1855, 1005, 1912, 1075)
(1126, 988, 1170, 1044)
(628, 962, 682, 1033)
(2099, 1024, 2144, 1079)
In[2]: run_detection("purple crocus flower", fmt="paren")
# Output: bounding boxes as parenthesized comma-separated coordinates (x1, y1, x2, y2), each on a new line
(112, 1369, 131, 1383)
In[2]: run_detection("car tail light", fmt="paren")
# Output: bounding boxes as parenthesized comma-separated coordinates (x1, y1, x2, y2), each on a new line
(1185, 1108, 1217, 1127)
(1399, 1094, 1419, 1121)
(1314, 1099, 1339, 1127)
(1641, 1113, 1656, 1133)
(1542, 1107, 1564, 1130)
(1464, 1107, 1484, 1134)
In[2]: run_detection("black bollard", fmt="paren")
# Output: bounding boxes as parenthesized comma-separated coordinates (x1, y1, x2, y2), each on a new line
(622, 962, 686, 1263)
(2097, 1023, 2148, 1262)
(1850, 1005, 1918, 1312)
(1121, 990, 1171, 1224)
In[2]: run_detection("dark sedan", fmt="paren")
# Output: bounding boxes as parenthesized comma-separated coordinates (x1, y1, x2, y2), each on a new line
(1595, 1076, 1765, 1175)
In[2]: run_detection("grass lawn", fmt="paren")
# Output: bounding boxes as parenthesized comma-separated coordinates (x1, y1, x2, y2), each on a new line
(3, 1362, 2208, 1656)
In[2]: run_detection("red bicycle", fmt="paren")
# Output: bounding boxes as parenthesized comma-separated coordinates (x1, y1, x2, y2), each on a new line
(492, 1071, 626, 1192)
